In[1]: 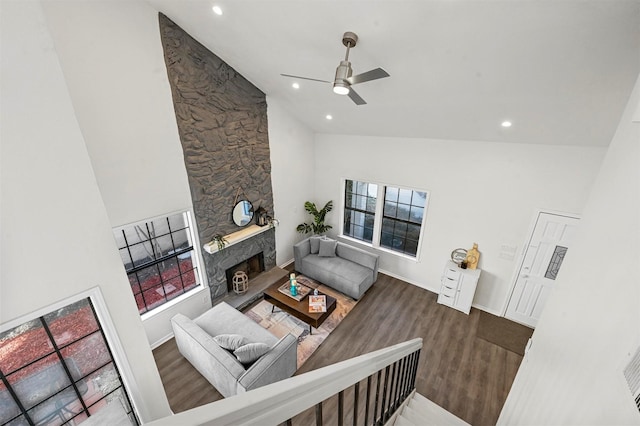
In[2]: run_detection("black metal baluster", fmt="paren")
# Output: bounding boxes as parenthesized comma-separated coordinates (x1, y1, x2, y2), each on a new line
(285, 419, 293, 426)
(364, 375, 372, 426)
(393, 358, 404, 410)
(373, 370, 382, 426)
(353, 382, 359, 426)
(316, 402, 323, 425)
(410, 350, 421, 390)
(380, 366, 390, 424)
(387, 361, 398, 416)
(338, 390, 344, 426)
(399, 356, 409, 400)
(396, 357, 407, 401)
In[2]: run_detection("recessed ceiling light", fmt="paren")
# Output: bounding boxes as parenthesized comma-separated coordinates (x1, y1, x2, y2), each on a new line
(292, 82, 300, 89)
(212, 5, 223, 15)
(326, 115, 333, 120)
(501, 121, 512, 128)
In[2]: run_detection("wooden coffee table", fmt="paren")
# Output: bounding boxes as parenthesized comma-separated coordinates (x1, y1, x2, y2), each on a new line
(263, 280, 336, 334)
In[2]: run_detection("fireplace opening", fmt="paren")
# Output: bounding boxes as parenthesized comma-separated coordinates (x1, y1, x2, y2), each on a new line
(225, 252, 265, 292)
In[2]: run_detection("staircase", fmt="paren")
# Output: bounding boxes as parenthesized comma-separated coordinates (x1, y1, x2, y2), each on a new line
(147, 337, 471, 425)
(388, 391, 470, 426)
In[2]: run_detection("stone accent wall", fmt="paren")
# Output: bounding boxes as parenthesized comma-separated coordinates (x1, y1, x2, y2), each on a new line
(158, 14, 276, 299)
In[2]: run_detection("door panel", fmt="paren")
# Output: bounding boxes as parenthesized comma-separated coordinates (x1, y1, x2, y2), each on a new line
(506, 212, 580, 328)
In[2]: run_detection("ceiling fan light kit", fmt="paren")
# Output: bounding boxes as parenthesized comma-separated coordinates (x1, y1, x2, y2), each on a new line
(281, 31, 390, 105)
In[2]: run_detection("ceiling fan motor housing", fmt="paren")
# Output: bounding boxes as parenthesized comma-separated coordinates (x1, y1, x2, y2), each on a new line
(333, 60, 352, 94)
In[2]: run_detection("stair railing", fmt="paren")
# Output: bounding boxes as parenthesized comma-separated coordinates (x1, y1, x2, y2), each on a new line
(147, 338, 423, 426)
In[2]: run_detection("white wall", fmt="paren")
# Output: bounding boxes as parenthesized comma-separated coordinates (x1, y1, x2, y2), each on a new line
(313, 134, 605, 314)
(267, 97, 317, 265)
(41, 0, 211, 347)
(0, 1, 171, 421)
(498, 75, 640, 423)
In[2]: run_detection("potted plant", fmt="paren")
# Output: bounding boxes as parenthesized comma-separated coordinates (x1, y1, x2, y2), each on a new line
(296, 200, 333, 235)
(212, 234, 229, 251)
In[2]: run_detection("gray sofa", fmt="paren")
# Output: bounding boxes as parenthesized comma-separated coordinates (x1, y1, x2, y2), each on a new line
(294, 236, 379, 300)
(171, 302, 297, 397)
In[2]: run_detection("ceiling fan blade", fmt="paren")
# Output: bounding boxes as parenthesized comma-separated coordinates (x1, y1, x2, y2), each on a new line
(348, 87, 367, 105)
(347, 68, 390, 85)
(280, 73, 331, 84)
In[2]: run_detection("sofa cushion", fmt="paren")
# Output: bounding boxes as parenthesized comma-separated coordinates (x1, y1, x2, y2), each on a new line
(234, 342, 271, 364)
(213, 334, 246, 351)
(300, 254, 372, 296)
(309, 235, 323, 254)
(195, 302, 278, 346)
(318, 238, 337, 257)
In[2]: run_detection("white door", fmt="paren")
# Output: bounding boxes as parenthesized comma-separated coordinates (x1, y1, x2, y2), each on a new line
(505, 212, 580, 328)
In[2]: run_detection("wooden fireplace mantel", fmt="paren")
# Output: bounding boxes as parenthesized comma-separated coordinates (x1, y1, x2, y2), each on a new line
(203, 223, 277, 254)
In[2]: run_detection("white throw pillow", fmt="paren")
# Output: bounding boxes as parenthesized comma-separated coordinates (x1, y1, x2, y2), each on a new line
(234, 342, 271, 364)
(213, 334, 246, 351)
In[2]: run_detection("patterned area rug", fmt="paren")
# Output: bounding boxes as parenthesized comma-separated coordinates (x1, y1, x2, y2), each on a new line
(245, 275, 358, 369)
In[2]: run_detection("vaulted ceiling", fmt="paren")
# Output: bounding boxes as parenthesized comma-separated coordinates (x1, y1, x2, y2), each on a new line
(146, 0, 640, 147)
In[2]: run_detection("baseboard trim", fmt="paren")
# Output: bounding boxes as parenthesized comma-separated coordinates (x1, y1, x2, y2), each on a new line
(377, 268, 439, 295)
(378, 268, 501, 317)
(471, 303, 502, 317)
(279, 258, 294, 268)
(150, 332, 174, 350)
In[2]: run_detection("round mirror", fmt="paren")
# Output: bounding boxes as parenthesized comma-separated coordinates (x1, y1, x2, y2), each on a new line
(232, 200, 254, 227)
(451, 248, 468, 265)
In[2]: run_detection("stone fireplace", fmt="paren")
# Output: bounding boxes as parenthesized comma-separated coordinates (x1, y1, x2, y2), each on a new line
(205, 229, 276, 301)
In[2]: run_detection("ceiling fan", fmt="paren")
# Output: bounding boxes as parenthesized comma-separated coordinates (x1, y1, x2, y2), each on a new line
(281, 31, 390, 105)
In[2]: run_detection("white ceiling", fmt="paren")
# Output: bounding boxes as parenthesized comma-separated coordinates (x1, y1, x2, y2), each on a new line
(146, 0, 640, 147)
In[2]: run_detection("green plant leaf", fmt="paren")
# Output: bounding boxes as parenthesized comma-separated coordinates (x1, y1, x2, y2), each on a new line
(297, 200, 333, 235)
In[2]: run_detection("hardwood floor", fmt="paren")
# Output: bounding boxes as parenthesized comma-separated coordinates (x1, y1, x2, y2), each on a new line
(153, 272, 524, 425)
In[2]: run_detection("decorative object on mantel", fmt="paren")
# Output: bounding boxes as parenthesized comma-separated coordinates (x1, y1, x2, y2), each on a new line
(203, 221, 279, 254)
(212, 234, 229, 251)
(255, 206, 269, 227)
(232, 187, 254, 227)
(296, 200, 333, 235)
(465, 243, 481, 269)
(450, 248, 468, 265)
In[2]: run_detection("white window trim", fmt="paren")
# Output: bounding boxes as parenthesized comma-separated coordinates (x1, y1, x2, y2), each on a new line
(0, 287, 147, 424)
(112, 208, 208, 320)
(339, 178, 430, 261)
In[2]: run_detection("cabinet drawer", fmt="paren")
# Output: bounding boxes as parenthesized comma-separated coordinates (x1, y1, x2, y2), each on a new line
(441, 275, 458, 289)
(437, 293, 455, 307)
(440, 284, 456, 297)
(444, 268, 460, 281)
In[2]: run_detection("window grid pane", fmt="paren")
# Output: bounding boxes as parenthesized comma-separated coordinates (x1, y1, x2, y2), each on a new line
(343, 180, 377, 243)
(0, 299, 138, 425)
(380, 187, 425, 257)
(114, 212, 201, 315)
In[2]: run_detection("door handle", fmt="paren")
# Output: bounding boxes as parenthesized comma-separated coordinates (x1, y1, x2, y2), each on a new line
(521, 274, 530, 278)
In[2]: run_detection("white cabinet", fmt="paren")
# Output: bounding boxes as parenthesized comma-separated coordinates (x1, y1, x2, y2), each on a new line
(437, 260, 481, 314)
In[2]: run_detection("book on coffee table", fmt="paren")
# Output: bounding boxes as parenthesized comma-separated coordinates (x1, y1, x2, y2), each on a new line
(278, 282, 311, 301)
(308, 295, 327, 313)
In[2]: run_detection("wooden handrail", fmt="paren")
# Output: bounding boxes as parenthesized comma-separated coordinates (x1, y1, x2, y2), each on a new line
(147, 338, 423, 426)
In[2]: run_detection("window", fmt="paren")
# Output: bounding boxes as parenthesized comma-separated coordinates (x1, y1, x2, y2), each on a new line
(0, 297, 137, 425)
(343, 180, 378, 243)
(113, 211, 202, 315)
(342, 179, 428, 258)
